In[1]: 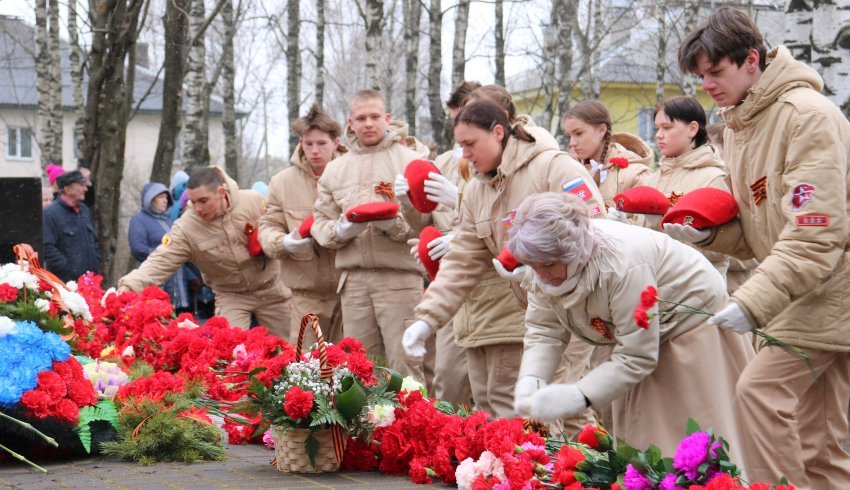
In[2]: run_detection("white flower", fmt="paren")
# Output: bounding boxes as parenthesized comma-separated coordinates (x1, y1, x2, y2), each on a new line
(100, 287, 117, 308)
(0, 268, 37, 290)
(34, 298, 51, 312)
(401, 376, 427, 398)
(59, 290, 92, 321)
(366, 404, 395, 428)
(122, 345, 135, 357)
(178, 318, 200, 329)
(65, 281, 78, 292)
(0, 316, 17, 337)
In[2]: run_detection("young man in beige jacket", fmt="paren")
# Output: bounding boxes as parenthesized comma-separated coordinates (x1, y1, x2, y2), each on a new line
(118, 167, 291, 337)
(258, 105, 346, 343)
(311, 89, 435, 378)
(670, 7, 850, 488)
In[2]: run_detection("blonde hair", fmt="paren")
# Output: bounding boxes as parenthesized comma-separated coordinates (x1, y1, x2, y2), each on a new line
(508, 193, 593, 265)
(349, 89, 386, 113)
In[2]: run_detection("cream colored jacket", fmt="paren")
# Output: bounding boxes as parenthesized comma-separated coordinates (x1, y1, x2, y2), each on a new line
(119, 167, 285, 295)
(414, 134, 605, 338)
(701, 46, 850, 352)
(586, 133, 653, 209)
(520, 220, 728, 408)
(312, 121, 436, 273)
(258, 145, 346, 296)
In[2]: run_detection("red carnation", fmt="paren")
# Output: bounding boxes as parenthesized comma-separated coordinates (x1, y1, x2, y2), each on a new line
(283, 386, 314, 420)
(640, 285, 658, 309)
(0, 283, 18, 302)
(610, 157, 629, 169)
(634, 307, 651, 330)
(577, 424, 610, 449)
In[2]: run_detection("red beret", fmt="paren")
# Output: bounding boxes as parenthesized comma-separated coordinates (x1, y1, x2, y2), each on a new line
(404, 159, 441, 213)
(346, 201, 399, 223)
(297, 215, 315, 238)
(613, 186, 671, 215)
(418, 226, 443, 280)
(661, 188, 739, 230)
(496, 246, 521, 272)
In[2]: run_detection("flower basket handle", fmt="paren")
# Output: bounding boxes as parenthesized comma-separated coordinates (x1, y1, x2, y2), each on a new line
(13, 243, 79, 339)
(295, 313, 345, 464)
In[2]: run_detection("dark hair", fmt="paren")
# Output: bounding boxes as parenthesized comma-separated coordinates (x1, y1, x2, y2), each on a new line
(187, 167, 226, 191)
(446, 81, 482, 109)
(454, 100, 536, 148)
(678, 7, 767, 75)
(563, 100, 613, 165)
(292, 103, 343, 140)
(706, 123, 726, 146)
(654, 96, 709, 148)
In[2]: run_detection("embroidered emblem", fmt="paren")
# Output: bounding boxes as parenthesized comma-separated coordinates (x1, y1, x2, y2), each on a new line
(563, 177, 593, 201)
(161, 234, 171, 246)
(751, 176, 767, 205)
(668, 191, 683, 206)
(501, 210, 517, 228)
(591, 317, 613, 340)
(683, 216, 695, 226)
(795, 214, 829, 227)
(617, 198, 625, 209)
(791, 183, 815, 212)
(244, 223, 255, 235)
(589, 205, 604, 216)
(374, 181, 395, 199)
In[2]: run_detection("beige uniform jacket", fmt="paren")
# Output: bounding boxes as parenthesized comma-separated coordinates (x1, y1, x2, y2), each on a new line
(414, 134, 605, 342)
(520, 220, 728, 408)
(586, 133, 653, 209)
(119, 166, 284, 295)
(700, 46, 850, 352)
(643, 144, 730, 275)
(258, 145, 346, 296)
(312, 121, 435, 273)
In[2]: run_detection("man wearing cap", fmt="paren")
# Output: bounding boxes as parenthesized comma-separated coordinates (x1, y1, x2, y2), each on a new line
(311, 89, 438, 378)
(670, 7, 850, 487)
(43, 169, 101, 283)
(118, 166, 291, 337)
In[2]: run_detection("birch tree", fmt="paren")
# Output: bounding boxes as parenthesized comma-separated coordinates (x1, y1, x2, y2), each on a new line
(358, 0, 384, 90)
(286, 0, 301, 153)
(316, 0, 326, 106)
(679, 0, 701, 96)
(34, 0, 54, 166)
(68, 0, 86, 157)
(541, 0, 577, 143)
(426, 0, 446, 151)
(451, 0, 470, 88)
(403, 0, 422, 134)
(494, 0, 505, 86)
(655, 0, 668, 103)
(48, 0, 63, 159)
(222, 0, 238, 179)
(183, 0, 209, 168)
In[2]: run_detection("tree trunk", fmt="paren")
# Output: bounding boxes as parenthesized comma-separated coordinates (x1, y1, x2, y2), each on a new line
(451, 0, 470, 88)
(315, 0, 326, 107)
(286, 0, 301, 154)
(784, 0, 814, 63)
(403, 0, 422, 134)
(541, 4, 559, 133)
(427, 0, 445, 151)
(555, 0, 577, 149)
(222, 0, 238, 180)
(183, 0, 209, 168)
(68, 0, 86, 158)
(362, 0, 384, 90)
(48, 0, 63, 161)
(800, 0, 850, 117)
(149, 0, 189, 184)
(579, 0, 602, 100)
(494, 0, 505, 86)
(655, 0, 667, 103)
(680, 0, 701, 96)
(35, 0, 52, 166)
(83, 0, 145, 285)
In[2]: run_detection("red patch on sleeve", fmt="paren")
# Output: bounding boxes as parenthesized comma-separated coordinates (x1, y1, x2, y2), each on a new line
(795, 214, 829, 227)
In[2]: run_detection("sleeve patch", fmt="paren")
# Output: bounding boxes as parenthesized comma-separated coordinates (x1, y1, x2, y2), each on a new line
(795, 213, 829, 227)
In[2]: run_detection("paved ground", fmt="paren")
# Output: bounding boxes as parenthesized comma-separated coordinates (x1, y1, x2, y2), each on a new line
(0, 444, 437, 490)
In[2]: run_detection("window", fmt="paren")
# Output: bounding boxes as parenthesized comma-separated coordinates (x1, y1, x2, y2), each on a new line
(6, 127, 33, 160)
(637, 108, 657, 145)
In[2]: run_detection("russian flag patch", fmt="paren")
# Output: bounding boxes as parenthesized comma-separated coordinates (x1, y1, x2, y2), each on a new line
(563, 177, 593, 201)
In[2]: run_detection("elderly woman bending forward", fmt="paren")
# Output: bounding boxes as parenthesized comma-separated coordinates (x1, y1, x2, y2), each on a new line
(510, 192, 754, 463)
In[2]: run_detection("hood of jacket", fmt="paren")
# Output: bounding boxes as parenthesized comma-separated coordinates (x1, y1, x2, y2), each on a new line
(659, 143, 724, 172)
(607, 132, 653, 169)
(724, 46, 824, 131)
(290, 143, 349, 179)
(345, 120, 411, 155)
(140, 182, 172, 213)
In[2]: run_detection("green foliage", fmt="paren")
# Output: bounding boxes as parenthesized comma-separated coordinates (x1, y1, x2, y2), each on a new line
(685, 417, 701, 435)
(309, 397, 346, 428)
(76, 400, 119, 453)
(126, 360, 154, 381)
(305, 430, 320, 467)
(0, 296, 71, 336)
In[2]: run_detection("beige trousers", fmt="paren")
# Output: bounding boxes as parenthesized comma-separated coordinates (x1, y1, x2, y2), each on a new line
(433, 320, 472, 406)
(288, 292, 343, 346)
(466, 343, 523, 419)
(548, 336, 600, 439)
(215, 282, 291, 339)
(736, 345, 850, 489)
(340, 269, 424, 378)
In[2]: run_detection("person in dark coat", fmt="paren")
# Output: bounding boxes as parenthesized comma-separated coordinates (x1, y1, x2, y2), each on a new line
(128, 182, 194, 314)
(43, 170, 101, 283)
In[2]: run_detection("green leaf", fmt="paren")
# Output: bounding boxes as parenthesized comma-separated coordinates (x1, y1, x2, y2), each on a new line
(685, 418, 701, 435)
(644, 445, 663, 468)
(305, 431, 319, 467)
(76, 400, 120, 453)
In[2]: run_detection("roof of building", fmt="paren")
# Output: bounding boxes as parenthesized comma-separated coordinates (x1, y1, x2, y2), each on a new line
(0, 15, 229, 115)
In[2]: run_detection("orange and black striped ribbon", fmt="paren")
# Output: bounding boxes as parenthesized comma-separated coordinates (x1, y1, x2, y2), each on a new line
(750, 176, 767, 205)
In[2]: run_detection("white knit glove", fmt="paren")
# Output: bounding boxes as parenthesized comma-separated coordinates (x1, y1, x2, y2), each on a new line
(492, 258, 529, 282)
(529, 384, 588, 422)
(645, 214, 663, 228)
(283, 230, 313, 256)
(607, 208, 628, 223)
(709, 302, 755, 334)
(424, 172, 458, 209)
(402, 320, 435, 358)
(426, 234, 454, 260)
(663, 223, 711, 243)
(394, 174, 411, 205)
(513, 375, 547, 417)
(335, 215, 368, 241)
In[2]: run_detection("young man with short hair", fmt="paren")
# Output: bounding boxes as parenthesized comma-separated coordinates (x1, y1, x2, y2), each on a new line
(671, 7, 850, 487)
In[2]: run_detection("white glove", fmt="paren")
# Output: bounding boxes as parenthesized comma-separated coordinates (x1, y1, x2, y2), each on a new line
(335, 216, 368, 241)
(424, 172, 458, 209)
(528, 384, 588, 422)
(426, 233, 454, 260)
(709, 302, 755, 334)
(645, 214, 663, 228)
(513, 375, 547, 417)
(607, 208, 628, 223)
(283, 230, 313, 256)
(492, 258, 529, 282)
(663, 223, 711, 243)
(402, 320, 435, 358)
(406, 238, 423, 266)
(372, 217, 398, 232)
(394, 174, 410, 205)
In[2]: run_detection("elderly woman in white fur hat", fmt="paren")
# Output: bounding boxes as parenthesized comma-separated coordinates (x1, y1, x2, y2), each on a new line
(510, 192, 753, 460)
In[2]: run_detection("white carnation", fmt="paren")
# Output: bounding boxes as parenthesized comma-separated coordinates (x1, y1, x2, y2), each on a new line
(0, 316, 17, 337)
(34, 298, 51, 312)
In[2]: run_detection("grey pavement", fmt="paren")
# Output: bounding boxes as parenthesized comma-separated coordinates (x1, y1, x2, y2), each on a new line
(0, 444, 440, 490)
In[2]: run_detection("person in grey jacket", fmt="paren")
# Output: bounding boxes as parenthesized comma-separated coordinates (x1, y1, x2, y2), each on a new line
(43, 170, 100, 283)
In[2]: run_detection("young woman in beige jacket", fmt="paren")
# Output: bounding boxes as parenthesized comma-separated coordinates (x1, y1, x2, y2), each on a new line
(509, 192, 753, 463)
